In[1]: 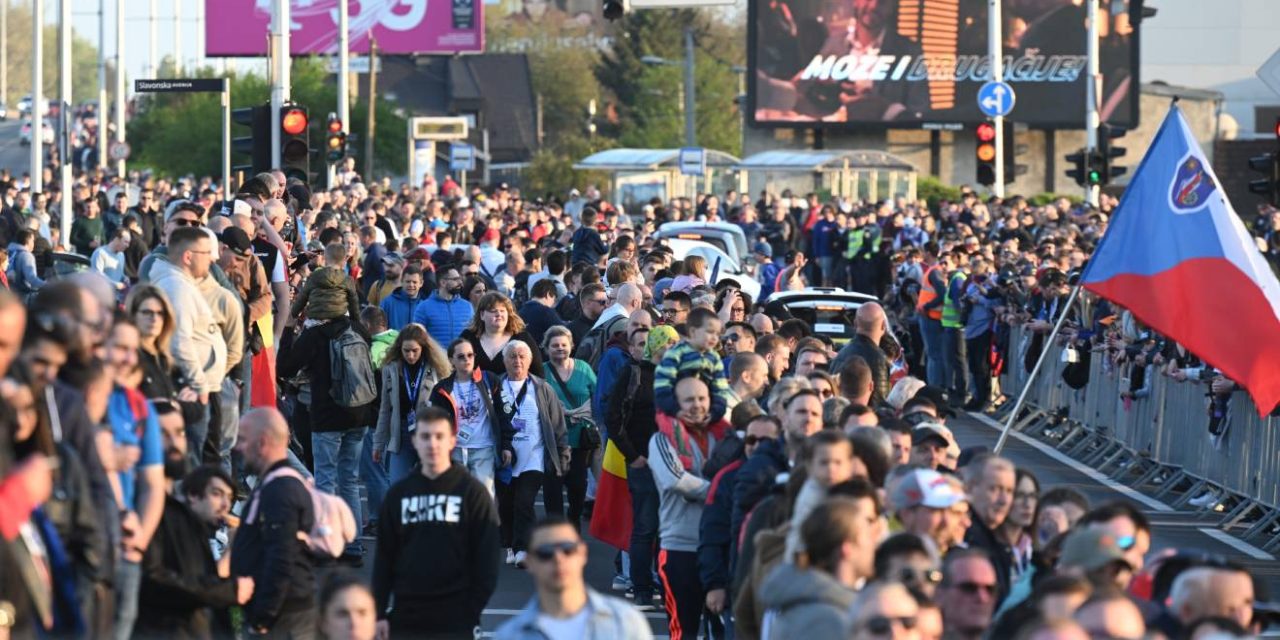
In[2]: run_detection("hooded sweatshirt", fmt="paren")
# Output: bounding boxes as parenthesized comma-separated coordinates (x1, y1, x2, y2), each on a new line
(757, 563, 855, 640)
(373, 463, 500, 632)
(5, 241, 44, 294)
(151, 258, 227, 395)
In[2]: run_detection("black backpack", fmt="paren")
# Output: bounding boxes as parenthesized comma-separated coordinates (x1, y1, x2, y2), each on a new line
(329, 326, 378, 407)
(575, 314, 628, 368)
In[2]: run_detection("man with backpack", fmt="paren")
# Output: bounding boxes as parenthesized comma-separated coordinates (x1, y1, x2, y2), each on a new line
(232, 408, 319, 638)
(277, 309, 377, 565)
(577, 282, 641, 366)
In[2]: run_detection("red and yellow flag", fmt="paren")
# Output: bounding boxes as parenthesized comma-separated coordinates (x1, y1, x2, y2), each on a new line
(588, 439, 633, 550)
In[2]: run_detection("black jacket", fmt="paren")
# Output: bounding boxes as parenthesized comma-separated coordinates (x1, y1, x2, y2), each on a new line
(373, 464, 500, 633)
(516, 300, 565, 347)
(831, 333, 891, 405)
(605, 359, 656, 463)
(137, 496, 238, 639)
(277, 317, 374, 432)
(964, 516, 1014, 606)
(730, 437, 788, 558)
(230, 460, 316, 628)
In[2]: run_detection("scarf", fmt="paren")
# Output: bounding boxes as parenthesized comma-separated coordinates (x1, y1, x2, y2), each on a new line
(655, 412, 729, 472)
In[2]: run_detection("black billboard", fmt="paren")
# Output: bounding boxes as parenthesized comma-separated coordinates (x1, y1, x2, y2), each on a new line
(749, 0, 1141, 129)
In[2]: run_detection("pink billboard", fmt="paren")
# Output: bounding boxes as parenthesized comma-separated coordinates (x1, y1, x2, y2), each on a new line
(206, 0, 483, 56)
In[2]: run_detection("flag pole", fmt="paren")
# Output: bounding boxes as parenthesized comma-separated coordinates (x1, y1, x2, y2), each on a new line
(993, 282, 1086, 454)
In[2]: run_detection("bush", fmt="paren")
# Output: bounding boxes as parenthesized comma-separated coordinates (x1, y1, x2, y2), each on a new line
(917, 175, 963, 213)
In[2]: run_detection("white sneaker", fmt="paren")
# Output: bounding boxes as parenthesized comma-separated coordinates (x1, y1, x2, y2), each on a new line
(505, 548, 517, 565)
(514, 551, 528, 569)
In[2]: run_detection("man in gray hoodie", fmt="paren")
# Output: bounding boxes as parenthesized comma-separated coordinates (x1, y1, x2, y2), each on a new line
(6, 228, 44, 298)
(757, 479, 883, 640)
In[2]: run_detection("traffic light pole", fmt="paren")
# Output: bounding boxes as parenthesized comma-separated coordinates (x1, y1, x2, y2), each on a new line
(60, 0, 72, 243)
(221, 79, 231, 196)
(989, 0, 1004, 197)
(30, 0, 41, 194)
(1085, 0, 1100, 206)
(271, 0, 291, 170)
(115, 0, 125, 178)
(332, 0, 350, 190)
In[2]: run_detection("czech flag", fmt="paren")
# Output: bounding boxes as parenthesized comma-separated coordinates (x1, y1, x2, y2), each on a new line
(1081, 105, 1280, 415)
(588, 439, 633, 550)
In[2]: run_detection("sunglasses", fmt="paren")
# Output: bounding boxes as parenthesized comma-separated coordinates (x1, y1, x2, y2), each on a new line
(863, 615, 918, 635)
(531, 541, 581, 562)
(171, 218, 202, 227)
(899, 567, 942, 585)
(954, 581, 996, 596)
(744, 435, 773, 447)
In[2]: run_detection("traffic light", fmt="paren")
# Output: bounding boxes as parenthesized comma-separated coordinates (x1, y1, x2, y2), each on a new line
(975, 121, 997, 186)
(280, 103, 310, 183)
(1065, 148, 1104, 187)
(1097, 124, 1128, 185)
(232, 103, 271, 177)
(326, 113, 346, 163)
(1249, 117, 1280, 206)
(603, 0, 627, 20)
(1002, 120, 1027, 185)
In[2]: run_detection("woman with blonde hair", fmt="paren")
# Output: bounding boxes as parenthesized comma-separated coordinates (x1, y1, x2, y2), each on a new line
(461, 291, 543, 376)
(125, 283, 193, 404)
(671, 254, 707, 292)
(373, 323, 452, 482)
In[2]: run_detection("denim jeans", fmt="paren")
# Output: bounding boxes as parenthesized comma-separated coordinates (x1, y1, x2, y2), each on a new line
(113, 559, 142, 640)
(388, 431, 420, 486)
(918, 315, 946, 388)
(217, 378, 241, 475)
(628, 464, 661, 599)
(312, 428, 364, 552)
(942, 327, 969, 404)
(185, 402, 211, 471)
(451, 446, 496, 497)
(360, 428, 389, 526)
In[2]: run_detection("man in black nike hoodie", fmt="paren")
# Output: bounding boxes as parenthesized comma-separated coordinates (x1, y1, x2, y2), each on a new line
(373, 406, 501, 639)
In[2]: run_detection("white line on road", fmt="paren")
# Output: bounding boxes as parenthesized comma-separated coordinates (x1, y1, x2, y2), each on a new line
(967, 411, 1174, 512)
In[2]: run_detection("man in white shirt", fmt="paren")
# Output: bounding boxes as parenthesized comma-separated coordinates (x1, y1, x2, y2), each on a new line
(91, 227, 132, 290)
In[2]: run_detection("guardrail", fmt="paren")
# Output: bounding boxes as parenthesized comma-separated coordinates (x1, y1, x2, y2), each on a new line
(994, 325, 1280, 553)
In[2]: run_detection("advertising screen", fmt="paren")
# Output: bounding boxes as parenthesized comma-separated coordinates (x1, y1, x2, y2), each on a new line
(206, 0, 484, 56)
(749, 0, 1140, 129)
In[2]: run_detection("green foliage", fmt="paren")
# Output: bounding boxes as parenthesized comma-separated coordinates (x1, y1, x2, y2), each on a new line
(127, 58, 407, 183)
(917, 175, 963, 212)
(521, 134, 611, 197)
(2, 3, 102, 107)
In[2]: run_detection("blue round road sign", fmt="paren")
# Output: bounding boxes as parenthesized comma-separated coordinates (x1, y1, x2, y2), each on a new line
(977, 81, 1016, 118)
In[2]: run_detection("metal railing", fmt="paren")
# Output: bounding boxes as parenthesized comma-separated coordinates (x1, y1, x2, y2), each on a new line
(995, 326, 1280, 553)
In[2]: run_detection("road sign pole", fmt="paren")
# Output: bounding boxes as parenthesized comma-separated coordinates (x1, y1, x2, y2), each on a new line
(683, 25, 696, 148)
(98, 0, 108, 172)
(1086, 0, 1100, 206)
(989, 0, 1004, 197)
(60, 0, 72, 244)
(30, 0, 42, 194)
(222, 78, 231, 197)
(271, 0, 290, 170)
(115, 0, 125, 178)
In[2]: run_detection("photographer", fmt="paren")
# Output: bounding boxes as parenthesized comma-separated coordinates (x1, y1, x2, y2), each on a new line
(961, 258, 1003, 411)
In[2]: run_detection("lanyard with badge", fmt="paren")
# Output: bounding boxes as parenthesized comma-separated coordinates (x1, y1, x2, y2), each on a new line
(404, 364, 425, 432)
(456, 378, 482, 445)
(504, 379, 532, 440)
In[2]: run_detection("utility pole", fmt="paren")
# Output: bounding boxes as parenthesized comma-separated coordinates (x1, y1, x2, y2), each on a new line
(683, 25, 696, 148)
(1, 1, 7, 110)
(30, 0, 42, 193)
(364, 35, 377, 181)
(148, 0, 158, 78)
(270, 0, 290, 168)
(173, 0, 183, 74)
(115, 0, 126, 177)
(334, 0, 349, 189)
(98, 0, 108, 172)
(1085, 0, 1100, 206)
(989, 0, 1004, 197)
(60, 0, 72, 243)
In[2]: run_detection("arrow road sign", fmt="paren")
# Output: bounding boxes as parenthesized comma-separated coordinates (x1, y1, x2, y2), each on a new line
(978, 81, 1016, 118)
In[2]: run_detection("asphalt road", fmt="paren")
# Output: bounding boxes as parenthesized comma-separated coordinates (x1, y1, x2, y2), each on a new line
(0, 118, 34, 176)
(341, 413, 1278, 638)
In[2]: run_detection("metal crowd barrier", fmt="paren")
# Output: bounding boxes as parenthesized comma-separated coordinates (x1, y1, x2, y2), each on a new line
(994, 326, 1280, 553)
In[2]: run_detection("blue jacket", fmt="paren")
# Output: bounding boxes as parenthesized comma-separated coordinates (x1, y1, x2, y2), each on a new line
(593, 342, 630, 440)
(6, 242, 45, 294)
(517, 300, 564, 347)
(378, 287, 421, 331)
(494, 589, 652, 640)
(570, 226, 607, 266)
(757, 261, 781, 301)
(700, 458, 743, 592)
(730, 437, 788, 554)
(412, 291, 474, 347)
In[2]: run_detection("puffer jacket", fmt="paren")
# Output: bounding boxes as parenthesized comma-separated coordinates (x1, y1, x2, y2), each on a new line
(412, 292, 474, 347)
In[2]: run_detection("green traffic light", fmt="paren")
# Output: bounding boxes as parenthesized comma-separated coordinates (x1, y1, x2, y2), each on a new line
(1087, 170, 1102, 185)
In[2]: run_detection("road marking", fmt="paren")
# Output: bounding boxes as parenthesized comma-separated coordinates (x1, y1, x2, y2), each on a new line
(483, 608, 667, 620)
(1197, 527, 1275, 560)
(966, 412, 1173, 513)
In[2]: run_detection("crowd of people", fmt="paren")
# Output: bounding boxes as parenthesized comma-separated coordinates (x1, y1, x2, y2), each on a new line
(1, 162, 1278, 640)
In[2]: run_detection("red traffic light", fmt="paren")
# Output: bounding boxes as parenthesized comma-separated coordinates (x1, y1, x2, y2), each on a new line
(281, 107, 308, 135)
(1274, 116, 1280, 139)
(976, 122, 996, 142)
(328, 118, 343, 134)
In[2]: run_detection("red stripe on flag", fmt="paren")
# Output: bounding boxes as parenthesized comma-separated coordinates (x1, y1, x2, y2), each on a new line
(588, 440, 633, 550)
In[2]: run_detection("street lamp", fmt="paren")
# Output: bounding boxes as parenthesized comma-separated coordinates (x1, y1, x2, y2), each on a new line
(638, 26, 696, 147)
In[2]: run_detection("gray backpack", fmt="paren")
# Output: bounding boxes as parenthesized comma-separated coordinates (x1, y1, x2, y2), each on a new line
(329, 327, 377, 407)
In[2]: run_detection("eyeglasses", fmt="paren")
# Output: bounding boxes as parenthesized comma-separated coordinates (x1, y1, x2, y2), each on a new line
(171, 218, 202, 227)
(531, 540, 581, 561)
(723, 334, 741, 342)
(744, 435, 773, 447)
(1115, 535, 1136, 551)
(452, 352, 475, 360)
(953, 581, 996, 596)
(135, 309, 163, 318)
(661, 307, 685, 315)
(899, 567, 942, 585)
(590, 298, 608, 305)
(862, 615, 918, 635)
(817, 388, 834, 399)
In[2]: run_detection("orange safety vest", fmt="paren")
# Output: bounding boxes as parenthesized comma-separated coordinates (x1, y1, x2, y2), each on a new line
(916, 263, 943, 320)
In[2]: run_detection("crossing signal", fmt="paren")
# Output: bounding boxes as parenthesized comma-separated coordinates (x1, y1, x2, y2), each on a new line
(326, 113, 347, 163)
(1249, 117, 1280, 207)
(1002, 121, 1027, 185)
(232, 104, 271, 177)
(975, 121, 997, 186)
(279, 104, 310, 184)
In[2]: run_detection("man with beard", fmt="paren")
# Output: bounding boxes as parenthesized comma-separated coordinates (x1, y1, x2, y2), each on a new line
(137, 406, 254, 639)
(413, 263, 474, 347)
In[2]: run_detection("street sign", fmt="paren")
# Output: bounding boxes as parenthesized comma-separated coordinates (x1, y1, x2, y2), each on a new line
(977, 81, 1016, 118)
(450, 144, 476, 172)
(678, 147, 706, 176)
(325, 57, 382, 75)
(134, 78, 226, 93)
(411, 117, 469, 141)
(109, 141, 131, 161)
(1258, 47, 1280, 98)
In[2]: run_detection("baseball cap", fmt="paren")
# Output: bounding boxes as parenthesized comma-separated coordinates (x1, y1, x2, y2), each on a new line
(912, 385, 956, 418)
(890, 469, 966, 510)
(381, 252, 405, 267)
(911, 423, 955, 450)
(218, 227, 253, 257)
(1059, 528, 1132, 573)
(753, 241, 773, 258)
(481, 227, 500, 244)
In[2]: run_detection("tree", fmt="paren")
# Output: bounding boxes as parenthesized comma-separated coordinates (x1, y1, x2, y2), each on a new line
(2, 3, 103, 108)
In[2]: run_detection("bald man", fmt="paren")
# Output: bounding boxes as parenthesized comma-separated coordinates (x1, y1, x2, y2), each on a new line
(831, 302, 891, 404)
(1170, 566, 1255, 632)
(231, 408, 319, 637)
(593, 282, 643, 332)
